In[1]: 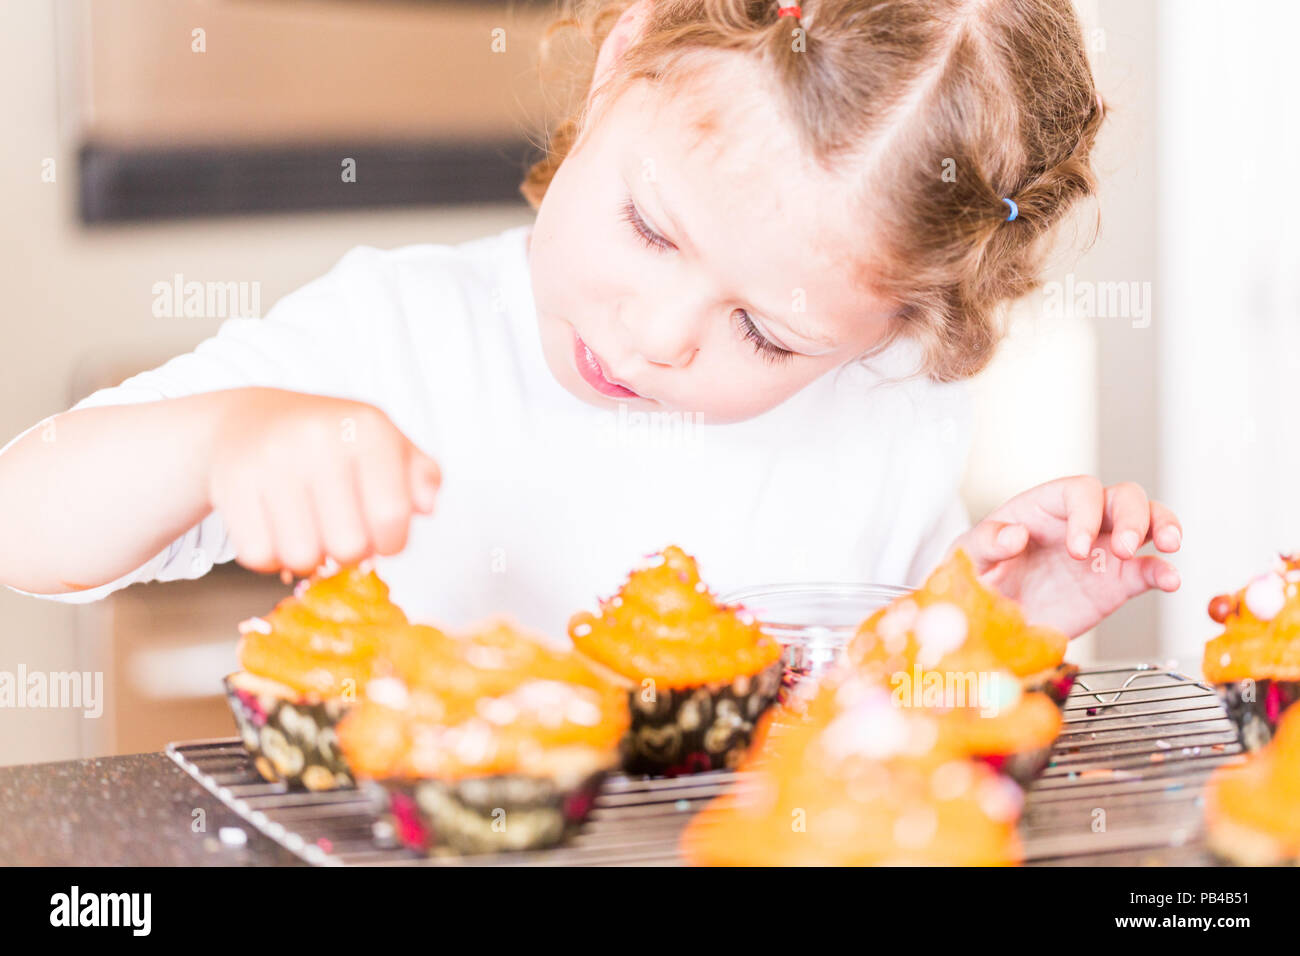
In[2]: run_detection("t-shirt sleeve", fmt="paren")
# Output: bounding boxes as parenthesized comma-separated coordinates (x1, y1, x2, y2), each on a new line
(4, 247, 382, 605)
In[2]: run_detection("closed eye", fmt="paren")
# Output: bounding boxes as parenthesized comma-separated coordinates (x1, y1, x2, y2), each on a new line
(734, 309, 795, 365)
(620, 194, 795, 365)
(620, 196, 674, 253)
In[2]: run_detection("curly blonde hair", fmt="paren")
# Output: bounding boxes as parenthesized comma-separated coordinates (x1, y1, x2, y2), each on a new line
(520, 0, 1105, 383)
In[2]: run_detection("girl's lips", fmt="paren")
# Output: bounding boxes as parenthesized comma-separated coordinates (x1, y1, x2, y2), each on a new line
(572, 333, 641, 398)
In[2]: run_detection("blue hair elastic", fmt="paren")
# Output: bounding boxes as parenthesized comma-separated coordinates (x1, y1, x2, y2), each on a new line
(1002, 197, 1019, 221)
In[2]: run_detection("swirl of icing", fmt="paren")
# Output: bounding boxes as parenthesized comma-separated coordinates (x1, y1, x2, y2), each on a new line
(236, 566, 408, 698)
(337, 618, 628, 780)
(680, 667, 1020, 865)
(1203, 554, 1300, 682)
(567, 546, 781, 687)
(1206, 702, 1300, 854)
(848, 549, 1067, 681)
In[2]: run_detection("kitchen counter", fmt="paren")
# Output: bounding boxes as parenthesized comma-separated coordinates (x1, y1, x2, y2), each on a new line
(0, 752, 303, 866)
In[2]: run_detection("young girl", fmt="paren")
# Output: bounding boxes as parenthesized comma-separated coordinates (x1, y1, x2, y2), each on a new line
(0, 0, 1181, 641)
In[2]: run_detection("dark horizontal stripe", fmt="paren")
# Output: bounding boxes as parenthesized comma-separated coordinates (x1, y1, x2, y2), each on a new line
(78, 138, 542, 223)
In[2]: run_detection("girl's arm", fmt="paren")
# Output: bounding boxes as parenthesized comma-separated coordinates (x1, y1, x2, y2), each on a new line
(0, 391, 232, 594)
(0, 387, 441, 596)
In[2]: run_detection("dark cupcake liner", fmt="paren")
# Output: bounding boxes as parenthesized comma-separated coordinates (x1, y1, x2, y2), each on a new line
(378, 770, 608, 855)
(981, 746, 1053, 789)
(1215, 678, 1300, 751)
(971, 665, 1074, 788)
(1027, 662, 1078, 710)
(223, 672, 354, 791)
(971, 664, 1078, 789)
(620, 660, 783, 776)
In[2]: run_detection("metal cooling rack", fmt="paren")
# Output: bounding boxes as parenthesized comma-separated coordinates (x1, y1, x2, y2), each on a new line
(166, 663, 1243, 866)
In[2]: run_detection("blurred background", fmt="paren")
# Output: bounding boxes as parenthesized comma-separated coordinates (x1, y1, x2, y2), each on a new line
(0, 0, 1295, 765)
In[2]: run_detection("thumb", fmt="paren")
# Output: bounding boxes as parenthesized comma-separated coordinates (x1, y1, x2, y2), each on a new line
(953, 521, 1029, 573)
(1120, 554, 1182, 597)
(407, 448, 442, 514)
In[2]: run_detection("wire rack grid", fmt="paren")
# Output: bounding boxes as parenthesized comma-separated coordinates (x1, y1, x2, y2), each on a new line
(166, 663, 1243, 866)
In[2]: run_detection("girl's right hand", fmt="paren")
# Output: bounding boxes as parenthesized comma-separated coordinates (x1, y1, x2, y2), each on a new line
(207, 388, 442, 576)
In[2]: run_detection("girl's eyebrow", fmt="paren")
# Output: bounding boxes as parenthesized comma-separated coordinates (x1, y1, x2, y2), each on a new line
(644, 177, 840, 353)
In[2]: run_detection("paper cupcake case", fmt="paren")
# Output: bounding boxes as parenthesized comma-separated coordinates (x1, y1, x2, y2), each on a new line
(374, 770, 609, 856)
(621, 660, 783, 776)
(980, 747, 1053, 789)
(1215, 678, 1300, 751)
(224, 672, 354, 791)
(952, 708, 1062, 789)
(1028, 662, 1079, 710)
(983, 662, 1079, 787)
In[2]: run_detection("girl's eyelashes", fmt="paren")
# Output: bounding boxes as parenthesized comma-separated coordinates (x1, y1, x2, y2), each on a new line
(734, 309, 795, 365)
(620, 194, 796, 365)
(620, 196, 673, 253)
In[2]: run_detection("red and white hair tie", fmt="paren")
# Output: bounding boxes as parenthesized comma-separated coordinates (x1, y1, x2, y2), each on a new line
(777, 5, 802, 18)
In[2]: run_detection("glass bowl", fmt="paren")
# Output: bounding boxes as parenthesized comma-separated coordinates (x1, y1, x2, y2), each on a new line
(720, 582, 914, 700)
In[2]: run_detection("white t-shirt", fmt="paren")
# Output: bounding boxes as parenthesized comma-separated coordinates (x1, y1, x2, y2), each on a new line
(5, 224, 973, 637)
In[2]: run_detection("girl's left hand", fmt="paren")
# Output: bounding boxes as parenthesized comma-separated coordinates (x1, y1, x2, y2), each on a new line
(944, 476, 1183, 639)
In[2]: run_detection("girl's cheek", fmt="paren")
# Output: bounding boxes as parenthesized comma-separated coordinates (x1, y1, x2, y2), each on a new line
(682, 363, 794, 423)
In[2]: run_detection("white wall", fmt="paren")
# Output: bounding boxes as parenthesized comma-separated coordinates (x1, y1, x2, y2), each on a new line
(1157, 0, 1300, 672)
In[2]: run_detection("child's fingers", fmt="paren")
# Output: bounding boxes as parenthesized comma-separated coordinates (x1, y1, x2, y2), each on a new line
(221, 470, 279, 574)
(1103, 481, 1152, 559)
(1148, 500, 1183, 552)
(951, 521, 1029, 573)
(309, 462, 374, 566)
(356, 446, 414, 556)
(1118, 554, 1182, 596)
(265, 483, 323, 576)
(406, 446, 442, 515)
(1062, 475, 1105, 560)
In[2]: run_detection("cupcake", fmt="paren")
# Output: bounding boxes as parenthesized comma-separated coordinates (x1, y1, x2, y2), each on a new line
(1203, 552, 1300, 750)
(568, 546, 783, 776)
(1204, 700, 1300, 865)
(225, 564, 408, 791)
(842, 549, 1074, 785)
(336, 617, 628, 855)
(680, 674, 1024, 866)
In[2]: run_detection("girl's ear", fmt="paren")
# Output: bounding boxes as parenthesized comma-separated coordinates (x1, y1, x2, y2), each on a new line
(591, 0, 653, 92)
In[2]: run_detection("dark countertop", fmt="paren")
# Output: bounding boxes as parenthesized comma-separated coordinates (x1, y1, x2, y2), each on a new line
(0, 752, 303, 866)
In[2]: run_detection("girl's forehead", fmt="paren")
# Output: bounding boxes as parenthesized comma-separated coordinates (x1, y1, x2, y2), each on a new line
(605, 83, 888, 351)
(642, 54, 805, 168)
(619, 65, 859, 242)
(621, 80, 866, 260)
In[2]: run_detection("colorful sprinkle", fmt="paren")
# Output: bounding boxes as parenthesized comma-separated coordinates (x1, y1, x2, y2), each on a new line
(1244, 572, 1286, 620)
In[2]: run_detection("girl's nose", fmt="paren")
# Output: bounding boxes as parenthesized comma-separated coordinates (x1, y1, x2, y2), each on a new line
(632, 309, 702, 369)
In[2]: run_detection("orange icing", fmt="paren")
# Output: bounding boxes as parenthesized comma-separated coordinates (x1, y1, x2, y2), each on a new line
(847, 549, 1068, 681)
(827, 550, 1068, 758)
(568, 546, 782, 688)
(1203, 554, 1300, 682)
(1205, 702, 1300, 852)
(236, 565, 408, 698)
(934, 691, 1062, 757)
(779, 663, 1059, 764)
(337, 618, 629, 780)
(680, 674, 1022, 866)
